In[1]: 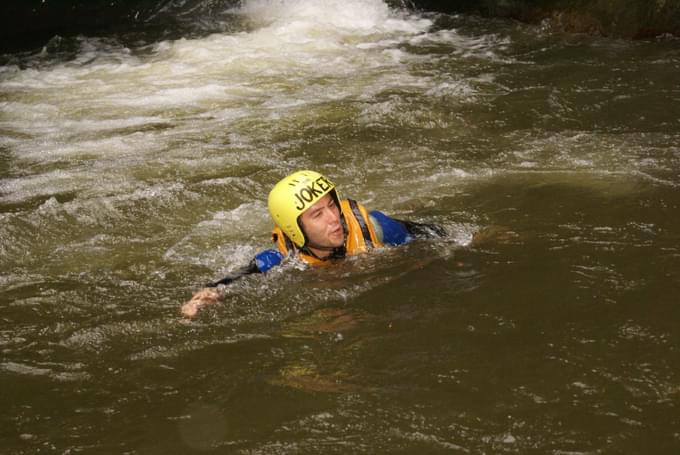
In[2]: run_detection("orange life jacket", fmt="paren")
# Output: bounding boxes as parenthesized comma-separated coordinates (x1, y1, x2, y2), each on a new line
(271, 199, 383, 266)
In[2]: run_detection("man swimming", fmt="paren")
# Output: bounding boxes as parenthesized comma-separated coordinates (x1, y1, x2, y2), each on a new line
(181, 170, 445, 317)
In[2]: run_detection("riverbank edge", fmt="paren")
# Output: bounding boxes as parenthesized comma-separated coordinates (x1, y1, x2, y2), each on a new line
(413, 0, 680, 39)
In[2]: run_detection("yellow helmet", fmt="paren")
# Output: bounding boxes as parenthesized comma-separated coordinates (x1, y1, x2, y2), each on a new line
(268, 170, 338, 247)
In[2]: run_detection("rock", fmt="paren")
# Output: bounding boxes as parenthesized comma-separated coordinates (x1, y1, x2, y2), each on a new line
(411, 0, 680, 38)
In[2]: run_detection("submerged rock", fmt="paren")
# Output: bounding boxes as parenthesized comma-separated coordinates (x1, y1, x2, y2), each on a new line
(0, 0, 239, 53)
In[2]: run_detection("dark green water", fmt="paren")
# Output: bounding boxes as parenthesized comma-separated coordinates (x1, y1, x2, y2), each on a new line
(1, 1, 679, 453)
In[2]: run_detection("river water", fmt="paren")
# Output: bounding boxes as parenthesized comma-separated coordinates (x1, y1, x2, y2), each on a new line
(2, 0, 680, 453)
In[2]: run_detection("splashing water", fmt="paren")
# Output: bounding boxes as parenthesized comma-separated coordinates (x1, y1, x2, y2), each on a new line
(2, 0, 680, 453)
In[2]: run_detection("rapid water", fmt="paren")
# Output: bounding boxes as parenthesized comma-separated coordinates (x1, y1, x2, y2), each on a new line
(2, 0, 679, 453)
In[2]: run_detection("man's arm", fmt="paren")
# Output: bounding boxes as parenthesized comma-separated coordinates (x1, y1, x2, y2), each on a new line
(206, 259, 260, 287)
(369, 210, 446, 246)
(397, 219, 448, 239)
(181, 249, 284, 318)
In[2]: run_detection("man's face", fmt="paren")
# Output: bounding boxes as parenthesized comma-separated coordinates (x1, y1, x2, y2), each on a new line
(299, 194, 344, 251)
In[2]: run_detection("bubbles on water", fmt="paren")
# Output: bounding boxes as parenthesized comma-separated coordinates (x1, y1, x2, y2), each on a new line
(408, 27, 512, 61)
(425, 80, 478, 99)
(0, 361, 91, 382)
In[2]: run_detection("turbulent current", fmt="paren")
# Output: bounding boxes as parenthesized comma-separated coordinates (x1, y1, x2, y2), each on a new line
(1, 0, 679, 453)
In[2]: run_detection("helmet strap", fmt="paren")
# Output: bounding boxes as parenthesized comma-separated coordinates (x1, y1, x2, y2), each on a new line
(301, 244, 347, 260)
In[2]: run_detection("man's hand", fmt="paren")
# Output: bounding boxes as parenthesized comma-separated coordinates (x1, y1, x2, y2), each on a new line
(181, 288, 221, 318)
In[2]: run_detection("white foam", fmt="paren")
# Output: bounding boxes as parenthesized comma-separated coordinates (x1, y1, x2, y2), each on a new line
(0, 2, 440, 201)
(240, 0, 429, 34)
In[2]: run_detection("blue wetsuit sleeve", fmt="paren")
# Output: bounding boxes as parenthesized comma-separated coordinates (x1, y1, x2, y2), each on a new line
(254, 249, 284, 273)
(206, 250, 283, 287)
(369, 210, 412, 246)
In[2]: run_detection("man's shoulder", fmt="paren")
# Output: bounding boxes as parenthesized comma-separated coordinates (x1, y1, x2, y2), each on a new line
(255, 249, 284, 273)
(368, 210, 411, 246)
